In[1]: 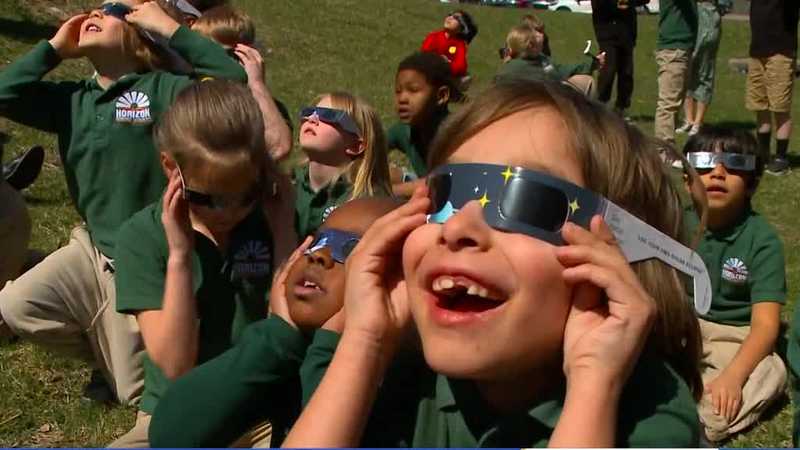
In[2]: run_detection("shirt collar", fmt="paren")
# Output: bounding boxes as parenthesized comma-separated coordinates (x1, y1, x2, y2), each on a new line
(295, 165, 352, 199)
(706, 205, 753, 243)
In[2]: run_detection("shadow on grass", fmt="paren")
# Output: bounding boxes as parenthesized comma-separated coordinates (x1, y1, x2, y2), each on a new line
(0, 17, 57, 44)
(630, 114, 655, 122)
(711, 120, 757, 130)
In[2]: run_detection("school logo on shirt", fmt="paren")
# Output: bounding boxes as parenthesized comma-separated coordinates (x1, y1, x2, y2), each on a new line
(721, 257, 749, 284)
(115, 91, 152, 124)
(448, 45, 457, 55)
(232, 240, 272, 279)
(322, 205, 338, 221)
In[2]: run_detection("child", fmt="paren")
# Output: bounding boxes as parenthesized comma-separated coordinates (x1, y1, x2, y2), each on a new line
(388, 52, 457, 197)
(495, 24, 605, 98)
(283, 81, 704, 447)
(148, 197, 402, 448)
(0, 139, 31, 289)
(191, 5, 293, 161)
(294, 92, 392, 240)
(421, 10, 478, 79)
(521, 13, 551, 57)
(0, 0, 246, 406)
(110, 80, 292, 447)
(682, 127, 787, 442)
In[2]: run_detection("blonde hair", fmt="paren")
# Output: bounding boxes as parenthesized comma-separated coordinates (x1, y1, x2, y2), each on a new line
(191, 4, 255, 46)
(315, 92, 392, 199)
(429, 81, 704, 399)
(505, 24, 537, 60)
(521, 13, 546, 32)
(154, 80, 270, 187)
(116, 0, 187, 72)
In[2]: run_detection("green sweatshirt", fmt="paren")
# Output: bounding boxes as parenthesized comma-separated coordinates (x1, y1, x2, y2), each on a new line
(657, 0, 698, 50)
(495, 55, 595, 85)
(0, 26, 246, 258)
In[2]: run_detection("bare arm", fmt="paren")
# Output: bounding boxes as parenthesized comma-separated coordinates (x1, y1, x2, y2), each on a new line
(726, 302, 782, 382)
(235, 44, 293, 162)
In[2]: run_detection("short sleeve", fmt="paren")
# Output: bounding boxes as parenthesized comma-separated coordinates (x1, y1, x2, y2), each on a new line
(115, 206, 169, 314)
(749, 226, 787, 304)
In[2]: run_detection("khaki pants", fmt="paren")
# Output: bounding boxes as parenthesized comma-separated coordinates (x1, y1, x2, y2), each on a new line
(654, 48, 691, 142)
(565, 74, 597, 100)
(111, 412, 272, 448)
(746, 54, 796, 113)
(698, 318, 787, 441)
(0, 226, 144, 405)
(0, 181, 31, 287)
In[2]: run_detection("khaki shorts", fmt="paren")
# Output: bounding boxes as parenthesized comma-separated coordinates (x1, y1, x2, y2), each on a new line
(746, 54, 796, 113)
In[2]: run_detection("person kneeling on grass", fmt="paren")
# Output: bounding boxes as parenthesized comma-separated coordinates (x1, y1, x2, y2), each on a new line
(495, 24, 605, 98)
(682, 127, 788, 443)
(109, 80, 294, 447)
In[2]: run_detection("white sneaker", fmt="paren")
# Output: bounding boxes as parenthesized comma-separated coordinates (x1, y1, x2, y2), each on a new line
(687, 124, 701, 136)
(676, 121, 693, 134)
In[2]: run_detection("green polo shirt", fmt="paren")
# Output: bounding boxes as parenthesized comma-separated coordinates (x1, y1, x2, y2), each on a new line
(789, 303, 800, 446)
(684, 207, 786, 326)
(299, 335, 699, 447)
(115, 200, 273, 414)
(657, 0, 698, 50)
(494, 55, 595, 85)
(0, 26, 246, 258)
(386, 110, 448, 177)
(293, 165, 352, 239)
(149, 315, 311, 447)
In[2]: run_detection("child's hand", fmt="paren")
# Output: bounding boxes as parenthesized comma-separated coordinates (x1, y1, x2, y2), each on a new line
(268, 236, 313, 327)
(161, 171, 194, 259)
(555, 216, 656, 393)
(234, 44, 265, 86)
(342, 186, 429, 355)
(705, 371, 744, 422)
(49, 14, 88, 60)
(126, 1, 180, 39)
(596, 51, 607, 71)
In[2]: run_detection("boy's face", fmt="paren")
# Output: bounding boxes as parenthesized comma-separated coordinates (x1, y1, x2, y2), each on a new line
(443, 13, 462, 33)
(286, 199, 398, 330)
(79, 1, 138, 51)
(403, 106, 580, 381)
(693, 163, 751, 220)
(395, 69, 439, 127)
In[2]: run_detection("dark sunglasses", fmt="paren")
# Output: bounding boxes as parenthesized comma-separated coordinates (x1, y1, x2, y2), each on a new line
(177, 166, 261, 210)
(99, 2, 132, 20)
(305, 229, 360, 264)
(686, 152, 756, 173)
(426, 163, 713, 315)
(299, 106, 361, 136)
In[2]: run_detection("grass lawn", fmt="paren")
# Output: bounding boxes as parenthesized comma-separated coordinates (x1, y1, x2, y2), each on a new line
(0, 0, 799, 446)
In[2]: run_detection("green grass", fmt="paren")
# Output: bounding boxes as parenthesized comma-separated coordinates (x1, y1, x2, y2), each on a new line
(0, 0, 799, 446)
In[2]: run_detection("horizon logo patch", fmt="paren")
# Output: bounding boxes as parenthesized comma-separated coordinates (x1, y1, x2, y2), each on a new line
(232, 240, 271, 278)
(115, 91, 152, 124)
(721, 257, 748, 284)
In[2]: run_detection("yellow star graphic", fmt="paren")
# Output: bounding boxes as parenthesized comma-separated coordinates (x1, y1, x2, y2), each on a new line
(478, 191, 491, 208)
(568, 198, 580, 215)
(501, 166, 514, 185)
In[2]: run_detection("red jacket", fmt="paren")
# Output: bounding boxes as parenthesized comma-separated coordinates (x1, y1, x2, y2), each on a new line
(421, 30, 468, 77)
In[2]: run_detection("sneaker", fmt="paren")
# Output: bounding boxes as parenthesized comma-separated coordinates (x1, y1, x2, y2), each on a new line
(765, 157, 790, 175)
(82, 369, 115, 404)
(3, 146, 44, 190)
(687, 124, 701, 136)
(676, 121, 694, 134)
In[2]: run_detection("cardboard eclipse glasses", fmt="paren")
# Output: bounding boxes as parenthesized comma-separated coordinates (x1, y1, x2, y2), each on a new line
(304, 229, 360, 264)
(299, 107, 361, 137)
(426, 163, 712, 314)
(686, 152, 756, 172)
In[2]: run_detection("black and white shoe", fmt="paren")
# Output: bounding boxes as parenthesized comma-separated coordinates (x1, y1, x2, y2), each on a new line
(765, 157, 790, 176)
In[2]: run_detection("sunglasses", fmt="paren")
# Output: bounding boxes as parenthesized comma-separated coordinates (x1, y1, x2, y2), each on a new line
(177, 166, 261, 210)
(686, 152, 756, 172)
(304, 229, 360, 264)
(99, 2, 132, 20)
(426, 163, 713, 314)
(299, 106, 361, 136)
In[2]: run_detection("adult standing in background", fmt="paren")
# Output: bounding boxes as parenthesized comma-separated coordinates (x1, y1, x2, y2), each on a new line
(654, 0, 697, 144)
(747, 0, 800, 175)
(591, 0, 648, 119)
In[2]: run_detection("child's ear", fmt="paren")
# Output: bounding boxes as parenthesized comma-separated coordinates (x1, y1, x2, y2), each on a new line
(345, 139, 366, 158)
(682, 172, 692, 194)
(436, 85, 451, 107)
(160, 152, 178, 178)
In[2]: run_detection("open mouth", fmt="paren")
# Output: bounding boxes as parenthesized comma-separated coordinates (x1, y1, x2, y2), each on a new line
(430, 275, 504, 314)
(293, 270, 326, 299)
(706, 185, 728, 194)
(84, 22, 102, 33)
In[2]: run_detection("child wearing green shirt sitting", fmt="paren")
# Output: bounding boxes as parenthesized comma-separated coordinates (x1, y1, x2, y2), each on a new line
(111, 80, 293, 447)
(682, 127, 787, 442)
(148, 197, 402, 448)
(495, 24, 605, 98)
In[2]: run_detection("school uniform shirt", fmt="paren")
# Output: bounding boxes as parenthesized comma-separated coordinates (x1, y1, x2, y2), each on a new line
(684, 206, 786, 326)
(421, 30, 468, 78)
(657, 0, 698, 50)
(386, 110, 449, 178)
(0, 26, 247, 258)
(749, 0, 800, 58)
(494, 56, 595, 85)
(788, 304, 800, 447)
(297, 334, 701, 447)
(115, 200, 274, 415)
(293, 165, 352, 240)
(148, 315, 314, 448)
